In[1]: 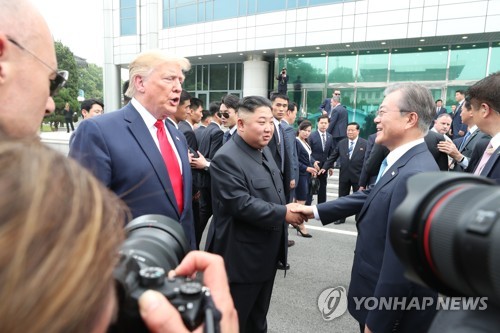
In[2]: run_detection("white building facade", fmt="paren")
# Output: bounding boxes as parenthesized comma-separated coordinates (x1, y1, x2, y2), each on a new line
(103, 0, 500, 129)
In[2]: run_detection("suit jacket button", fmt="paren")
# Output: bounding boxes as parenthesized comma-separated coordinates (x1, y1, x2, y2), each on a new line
(278, 188, 282, 193)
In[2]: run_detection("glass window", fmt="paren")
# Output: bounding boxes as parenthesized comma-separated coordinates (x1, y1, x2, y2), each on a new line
(229, 64, 235, 90)
(206, 1, 213, 20)
(213, 0, 238, 20)
(298, 0, 308, 7)
(355, 87, 385, 136)
(121, 0, 136, 7)
(357, 50, 389, 82)
(238, 0, 247, 15)
(198, 2, 205, 22)
(326, 88, 354, 111)
(490, 43, 500, 75)
(248, 0, 256, 15)
(283, 54, 326, 84)
(236, 63, 243, 90)
(197, 65, 209, 91)
(304, 90, 324, 127)
(256, 0, 286, 13)
(390, 47, 448, 81)
(175, 4, 197, 25)
(309, 0, 343, 5)
(210, 64, 229, 90)
(176, 0, 195, 5)
(328, 52, 357, 83)
(210, 92, 227, 104)
(120, 0, 136, 35)
(183, 67, 196, 91)
(163, 0, 170, 28)
(449, 43, 488, 81)
(120, 18, 136, 35)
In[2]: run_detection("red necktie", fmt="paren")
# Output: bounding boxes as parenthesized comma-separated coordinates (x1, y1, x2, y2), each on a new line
(154, 120, 184, 213)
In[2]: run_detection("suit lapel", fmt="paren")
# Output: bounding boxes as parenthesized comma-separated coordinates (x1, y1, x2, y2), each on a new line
(126, 108, 180, 217)
(481, 145, 500, 177)
(166, 121, 191, 217)
(357, 144, 425, 221)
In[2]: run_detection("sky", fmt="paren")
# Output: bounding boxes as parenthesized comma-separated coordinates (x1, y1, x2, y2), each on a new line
(31, 0, 105, 66)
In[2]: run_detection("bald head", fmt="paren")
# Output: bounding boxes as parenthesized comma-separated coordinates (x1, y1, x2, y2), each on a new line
(0, 0, 57, 138)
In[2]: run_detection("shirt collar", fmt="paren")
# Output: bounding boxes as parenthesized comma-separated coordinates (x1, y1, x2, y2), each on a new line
(131, 98, 158, 129)
(386, 138, 425, 170)
(490, 132, 500, 151)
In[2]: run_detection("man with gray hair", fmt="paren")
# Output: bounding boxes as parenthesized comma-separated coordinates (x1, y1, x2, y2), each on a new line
(294, 83, 439, 333)
(327, 95, 348, 152)
(70, 50, 196, 248)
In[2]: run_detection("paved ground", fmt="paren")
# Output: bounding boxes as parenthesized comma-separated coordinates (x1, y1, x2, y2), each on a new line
(43, 126, 361, 332)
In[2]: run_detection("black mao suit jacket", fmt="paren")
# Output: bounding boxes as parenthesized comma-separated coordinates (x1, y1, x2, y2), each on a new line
(206, 134, 288, 283)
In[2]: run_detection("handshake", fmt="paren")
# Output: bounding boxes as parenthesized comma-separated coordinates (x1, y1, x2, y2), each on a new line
(285, 203, 315, 227)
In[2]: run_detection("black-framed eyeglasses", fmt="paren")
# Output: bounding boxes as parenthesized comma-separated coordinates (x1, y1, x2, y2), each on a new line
(217, 112, 230, 119)
(333, 93, 341, 96)
(7, 36, 68, 97)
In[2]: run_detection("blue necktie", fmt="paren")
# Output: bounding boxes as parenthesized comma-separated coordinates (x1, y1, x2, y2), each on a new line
(223, 131, 231, 144)
(459, 131, 471, 151)
(375, 158, 388, 184)
(348, 141, 354, 159)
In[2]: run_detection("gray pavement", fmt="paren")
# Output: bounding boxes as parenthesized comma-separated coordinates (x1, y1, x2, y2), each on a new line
(267, 201, 360, 333)
(44, 126, 361, 332)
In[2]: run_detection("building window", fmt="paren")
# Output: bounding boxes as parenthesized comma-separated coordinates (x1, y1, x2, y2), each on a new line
(449, 43, 488, 81)
(120, 0, 137, 36)
(390, 47, 448, 81)
(328, 52, 357, 83)
(489, 43, 500, 75)
(357, 51, 389, 82)
(213, 0, 238, 20)
(256, 0, 286, 13)
(280, 54, 326, 84)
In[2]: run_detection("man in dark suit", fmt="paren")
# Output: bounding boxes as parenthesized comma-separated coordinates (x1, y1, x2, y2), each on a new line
(319, 122, 367, 224)
(69, 51, 196, 248)
(467, 72, 500, 183)
(358, 133, 384, 190)
(433, 99, 447, 119)
(268, 93, 296, 250)
(295, 83, 439, 332)
(451, 90, 467, 139)
(207, 96, 305, 333)
(190, 101, 224, 247)
(327, 95, 349, 152)
(282, 101, 299, 203)
(318, 89, 341, 116)
(309, 114, 334, 204)
(438, 99, 490, 172)
(194, 109, 211, 145)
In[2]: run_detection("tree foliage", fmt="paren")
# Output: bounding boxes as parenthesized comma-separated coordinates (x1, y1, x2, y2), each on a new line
(79, 63, 103, 101)
(44, 41, 103, 128)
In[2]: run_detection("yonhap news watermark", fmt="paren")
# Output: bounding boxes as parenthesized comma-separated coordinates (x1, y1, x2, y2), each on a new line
(317, 286, 489, 321)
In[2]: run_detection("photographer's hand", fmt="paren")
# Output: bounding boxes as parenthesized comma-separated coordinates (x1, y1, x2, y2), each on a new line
(139, 251, 239, 333)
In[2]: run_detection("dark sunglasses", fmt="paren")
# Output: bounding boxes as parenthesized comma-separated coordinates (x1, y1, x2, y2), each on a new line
(217, 112, 230, 119)
(7, 36, 68, 97)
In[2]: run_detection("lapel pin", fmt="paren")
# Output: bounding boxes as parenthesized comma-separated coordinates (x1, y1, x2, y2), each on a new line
(391, 171, 396, 176)
(175, 136, 180, 141)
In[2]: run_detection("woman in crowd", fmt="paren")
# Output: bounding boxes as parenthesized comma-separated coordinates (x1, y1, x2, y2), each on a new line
(294, 120, 316, 238)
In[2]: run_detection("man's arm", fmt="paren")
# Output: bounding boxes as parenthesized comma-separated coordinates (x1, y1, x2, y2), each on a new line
(320, 144, 340, 173)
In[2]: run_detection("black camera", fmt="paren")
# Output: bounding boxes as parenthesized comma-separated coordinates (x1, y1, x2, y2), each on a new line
(108, 215, 213, 333)
(390, 172, 500, 331)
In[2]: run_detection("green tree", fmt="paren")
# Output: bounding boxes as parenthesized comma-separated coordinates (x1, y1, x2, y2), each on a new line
(78, 63, 103, 101)
(53, 41, 79, 113)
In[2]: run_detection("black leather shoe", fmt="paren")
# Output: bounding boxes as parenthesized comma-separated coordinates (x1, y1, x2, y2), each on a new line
(277, 262, 290, 270)
(334, 220, 345, 225)
(288, 240, 295, 247)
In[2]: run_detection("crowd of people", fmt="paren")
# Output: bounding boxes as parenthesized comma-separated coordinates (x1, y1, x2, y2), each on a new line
(1, 1, 500, 332)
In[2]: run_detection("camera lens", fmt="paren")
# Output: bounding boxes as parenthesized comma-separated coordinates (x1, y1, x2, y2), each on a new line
(120, 214, 191, 272)
(390, 172, 500, 305)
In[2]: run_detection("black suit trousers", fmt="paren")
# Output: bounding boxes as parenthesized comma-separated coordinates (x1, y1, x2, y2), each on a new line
(230, 276, 276, 333)
(337, 180, 359, 223)
(197, 187, 212, 247)
(317, 172, 328, 204)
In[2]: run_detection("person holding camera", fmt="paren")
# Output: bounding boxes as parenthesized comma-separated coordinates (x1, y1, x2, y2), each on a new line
(0, 138, 238, 333)
(294, 83, 439, 333)
(276, 67, 289, 95)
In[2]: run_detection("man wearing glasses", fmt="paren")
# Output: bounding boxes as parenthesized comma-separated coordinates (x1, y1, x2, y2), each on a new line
(295, 83, 439, 333)
(220, 94, 239, 144)
(319, 89, 342, 116)
(0, 1, 68, 139)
